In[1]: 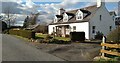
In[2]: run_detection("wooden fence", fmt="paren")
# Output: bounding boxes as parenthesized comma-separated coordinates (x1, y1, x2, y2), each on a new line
(100, 36, 120, 59)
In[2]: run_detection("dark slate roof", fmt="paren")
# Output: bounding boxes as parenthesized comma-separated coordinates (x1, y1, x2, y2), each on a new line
(109, 11, 117, 16)
(26, 24, 39, 30)
(50, 5, 99, 25)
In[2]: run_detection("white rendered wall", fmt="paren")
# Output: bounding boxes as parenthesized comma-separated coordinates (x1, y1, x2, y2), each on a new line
(49, 22, 89, 39)
(89, 6, 116, 39)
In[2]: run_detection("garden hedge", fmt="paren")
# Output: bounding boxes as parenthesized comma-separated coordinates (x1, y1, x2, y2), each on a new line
(107, 27, 120, 43)
(9, 29, 35, 39)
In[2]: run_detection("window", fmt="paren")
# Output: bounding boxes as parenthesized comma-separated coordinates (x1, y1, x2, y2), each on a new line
(92, 26, 96, 34)
(76, 10, 83, 20)
(77, 14, 82, 19)
(63, 13, 68, 22)
(73, 26, 76, 31)
(109, 26, 112, 31)
(100, 15, 102, 21)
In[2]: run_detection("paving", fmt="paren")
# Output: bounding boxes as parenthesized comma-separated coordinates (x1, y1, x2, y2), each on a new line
(2, 34, 64, 61)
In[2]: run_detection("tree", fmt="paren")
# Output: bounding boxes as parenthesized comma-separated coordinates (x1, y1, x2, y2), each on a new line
(29, 13, 40, 25)
(34, 25, 48, 34)
(2, 2, 16, 32)
(23, 16, 29, 28)
(2, 21, 7, 32)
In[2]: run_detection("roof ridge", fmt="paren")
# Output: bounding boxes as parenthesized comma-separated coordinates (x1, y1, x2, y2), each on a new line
(66, 4, 97, 13)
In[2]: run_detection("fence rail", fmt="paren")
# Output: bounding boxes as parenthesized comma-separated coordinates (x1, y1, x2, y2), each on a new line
(101, 49, 120, 56)
(100, 36, 120, 58)
(101, 43, 120, 48)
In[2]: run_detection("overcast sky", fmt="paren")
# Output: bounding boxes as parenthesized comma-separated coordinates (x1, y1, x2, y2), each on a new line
(0, 0, 119, 24)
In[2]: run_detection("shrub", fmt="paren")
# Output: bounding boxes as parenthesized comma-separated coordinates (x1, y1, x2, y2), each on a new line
(9, 29, 20, 35)
(9, 29, 35, 39)
(35, 39, 44, 43)
(49, 39, 58, 43)
(96, 58, 118, 63)
(49, 39, 70, 44)
(45, 35, 53, 40)
(56, 40, 71, 44)
(95, 31, 103, 40)
(2, 21, 7, 32)
(3, 30, 9, 34)
(107, 27, 120, 43)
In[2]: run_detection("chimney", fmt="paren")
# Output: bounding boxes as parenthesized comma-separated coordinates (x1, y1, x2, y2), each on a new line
(97, 0, 105, 7)
(58, 8, 65, 15)
(118, 1, 120, 16)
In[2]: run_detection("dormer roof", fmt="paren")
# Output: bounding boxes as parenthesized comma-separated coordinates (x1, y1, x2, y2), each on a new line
(50, 5, 99, 25)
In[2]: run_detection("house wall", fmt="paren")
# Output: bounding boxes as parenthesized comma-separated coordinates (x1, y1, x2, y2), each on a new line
(48, 25, 57, 34)
(49, 22, 89, 39)
(89, 6, 116, 39)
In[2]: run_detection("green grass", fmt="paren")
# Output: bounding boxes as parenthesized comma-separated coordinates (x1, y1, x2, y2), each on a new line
(36, 33, 70, 41)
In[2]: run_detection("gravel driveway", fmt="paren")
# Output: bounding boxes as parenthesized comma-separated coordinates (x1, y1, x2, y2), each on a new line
(31, 41, 101, 61)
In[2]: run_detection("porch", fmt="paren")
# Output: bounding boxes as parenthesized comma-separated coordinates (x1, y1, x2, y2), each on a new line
(55, 25, 71, 37)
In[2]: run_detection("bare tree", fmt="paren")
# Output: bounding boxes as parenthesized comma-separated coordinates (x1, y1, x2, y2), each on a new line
(3, 4, 14, 28)
(2, 2, 17, 33)
(29, 12, 40, 25)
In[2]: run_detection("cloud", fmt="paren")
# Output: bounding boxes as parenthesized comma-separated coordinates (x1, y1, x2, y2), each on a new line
(1, 0, 118, 24)
(37, 0, 96, 23)
(0, 0, 22, 2)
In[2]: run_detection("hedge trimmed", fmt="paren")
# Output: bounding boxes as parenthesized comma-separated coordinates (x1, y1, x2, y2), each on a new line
(9, 29, 35, 39)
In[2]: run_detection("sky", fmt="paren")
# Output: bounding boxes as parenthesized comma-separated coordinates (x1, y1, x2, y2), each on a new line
(0, 0, 120, 25)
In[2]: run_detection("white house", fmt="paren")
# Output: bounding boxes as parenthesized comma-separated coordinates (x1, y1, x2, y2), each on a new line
(114, 16, 120, 27)
(48, 0, 116, 39)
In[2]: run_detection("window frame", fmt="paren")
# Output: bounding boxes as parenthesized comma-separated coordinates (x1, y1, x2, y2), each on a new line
(76, 10, 83, 20)
(92, 26, 96, 34)
(63, 13, 68, 22)
(73, 26, 76, 31)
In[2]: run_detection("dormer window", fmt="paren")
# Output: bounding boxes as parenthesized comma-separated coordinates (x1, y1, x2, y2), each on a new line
(76, 10, 83, 20)
(54, 16, 58, 23)
(63, 13, 68, 22)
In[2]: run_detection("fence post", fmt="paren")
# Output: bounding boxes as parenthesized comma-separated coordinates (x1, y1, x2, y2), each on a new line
(101, 36, 106, 57)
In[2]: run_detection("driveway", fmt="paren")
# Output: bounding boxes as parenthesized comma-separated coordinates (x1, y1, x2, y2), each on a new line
(2, 34, 64, 61)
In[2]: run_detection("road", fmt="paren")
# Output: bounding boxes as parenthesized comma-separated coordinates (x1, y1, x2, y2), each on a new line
(2, 34, 64, 61)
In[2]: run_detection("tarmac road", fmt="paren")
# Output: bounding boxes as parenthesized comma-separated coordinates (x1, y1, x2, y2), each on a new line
(2, 34, 64, 61)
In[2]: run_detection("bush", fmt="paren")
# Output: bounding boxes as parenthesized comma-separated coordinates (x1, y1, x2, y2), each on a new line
(2, 21, 7, 32)
(45, 35, 53, 40)
(49, 39, 58, 43)
(95, 31, 103, 40)
(107, 27, 120, 43)
(9, 29, 20, 35)
(9, 29, 35, 39)
(38, 38, 71, 44)
(19, 30, 35, 39)
(3, 30, 9, 34)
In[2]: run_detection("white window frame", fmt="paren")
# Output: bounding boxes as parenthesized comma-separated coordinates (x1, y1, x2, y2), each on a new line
(63, 13, 68, 22)
(76, 10, 83, 20)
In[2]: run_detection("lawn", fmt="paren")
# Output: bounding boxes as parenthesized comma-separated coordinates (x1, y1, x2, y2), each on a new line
(36, 33, 70, 41)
